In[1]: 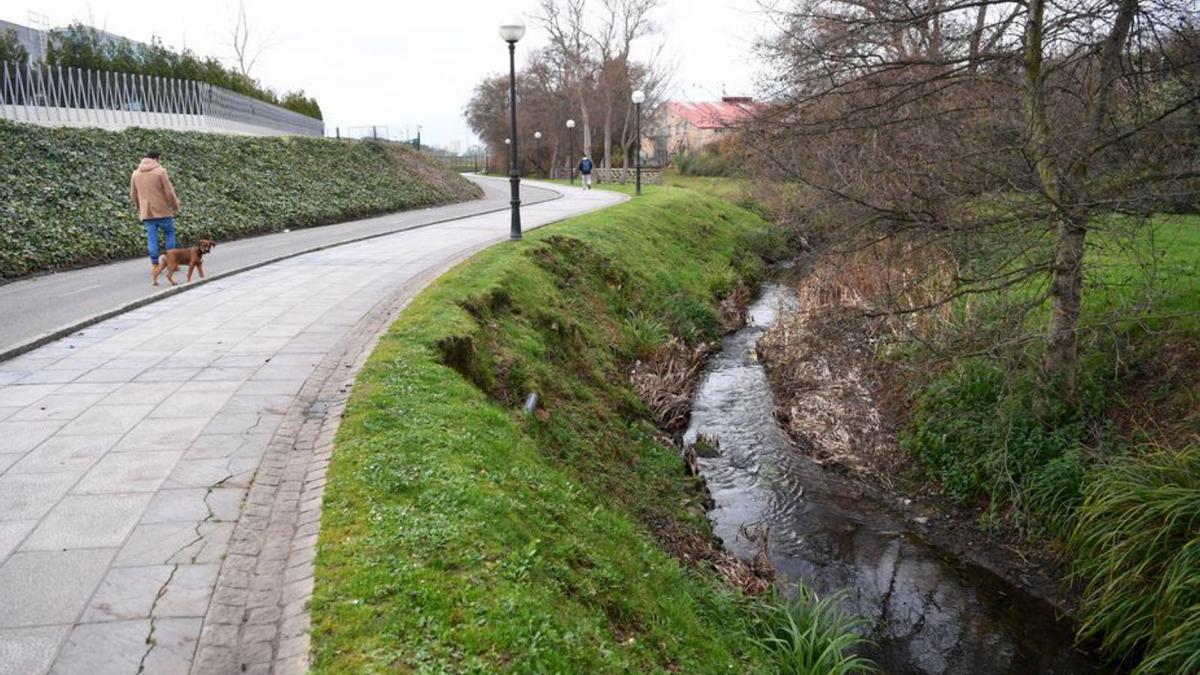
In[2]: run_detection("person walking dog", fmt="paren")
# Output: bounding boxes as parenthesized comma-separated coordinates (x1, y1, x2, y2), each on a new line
(130, 151, 181, 284)
(578, 154, 594, 190)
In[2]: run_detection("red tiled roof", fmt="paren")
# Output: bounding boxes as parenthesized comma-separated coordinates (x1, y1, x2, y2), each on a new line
(667, 97, 760, 130)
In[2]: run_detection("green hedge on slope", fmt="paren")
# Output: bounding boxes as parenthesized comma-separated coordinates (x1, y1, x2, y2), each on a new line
(0, 121, 481, 278)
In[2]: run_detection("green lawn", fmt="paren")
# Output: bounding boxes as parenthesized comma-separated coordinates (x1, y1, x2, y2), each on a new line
(899, 211, 1200, 672)
(1085, 213, 1200, 332)
(536, 169, 752, 203)
(310, 187, 841, 673)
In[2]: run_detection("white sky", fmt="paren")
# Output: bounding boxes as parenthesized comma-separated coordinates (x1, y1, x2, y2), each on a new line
(5, 1, 771, 149)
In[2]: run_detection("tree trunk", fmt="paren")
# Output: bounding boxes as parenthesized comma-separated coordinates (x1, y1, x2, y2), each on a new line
(603, 104, 613, 170)
(968, 5, 987, 74)
(1024, 0, 1082, 387)
(1042, 215, 1087, 385)
(1032, 0, 1139, 389)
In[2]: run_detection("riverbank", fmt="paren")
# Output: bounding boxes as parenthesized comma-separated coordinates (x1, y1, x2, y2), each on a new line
(757, 260, 1083, 611)
(690, 280, 1106, 673)
(756, 213, 1200, 672)
(310, 185, 871, 672)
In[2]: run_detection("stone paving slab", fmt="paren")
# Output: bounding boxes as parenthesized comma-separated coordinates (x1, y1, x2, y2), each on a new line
(0, 179, 624, 673)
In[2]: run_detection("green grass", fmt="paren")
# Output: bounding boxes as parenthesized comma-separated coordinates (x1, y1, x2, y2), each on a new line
(1070, 446, 1200, 675)
(896, 212, 1200, 668)
(310, 187, 868, 672)
(901, 213, 1200, 518)
(752, 590, 876, 675)
(538, 171, 751, 204)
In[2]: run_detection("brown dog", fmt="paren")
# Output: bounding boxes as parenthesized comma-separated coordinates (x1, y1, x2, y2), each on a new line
(153, 239, 215, 286)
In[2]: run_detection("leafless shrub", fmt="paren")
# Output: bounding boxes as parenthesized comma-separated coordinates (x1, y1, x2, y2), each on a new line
(630, 337, 715, 431)
(747, 0, 1199, 391)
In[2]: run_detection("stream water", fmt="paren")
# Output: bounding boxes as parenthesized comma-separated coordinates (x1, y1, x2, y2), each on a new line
(683, 282, 1113, 675)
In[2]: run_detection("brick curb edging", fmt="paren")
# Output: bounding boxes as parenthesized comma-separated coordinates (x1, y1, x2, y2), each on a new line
(189, 241, 497, 674)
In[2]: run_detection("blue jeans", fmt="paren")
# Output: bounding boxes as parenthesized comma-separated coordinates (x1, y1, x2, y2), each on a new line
(144, 217, 176, 264)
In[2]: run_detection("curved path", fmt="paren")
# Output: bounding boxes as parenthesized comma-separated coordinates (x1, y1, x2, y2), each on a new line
(0, 178, 626, 675)
(0, 177, 560, 360)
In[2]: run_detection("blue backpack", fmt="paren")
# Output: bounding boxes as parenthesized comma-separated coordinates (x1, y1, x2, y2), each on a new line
(580, 158, 593, 173)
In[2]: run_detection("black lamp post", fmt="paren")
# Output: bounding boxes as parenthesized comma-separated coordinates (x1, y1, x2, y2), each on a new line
(534, 131, 542, 178)
(566, 118, 576, 184)
(631, 89, 645, 196)
(499, 16, 526, 240)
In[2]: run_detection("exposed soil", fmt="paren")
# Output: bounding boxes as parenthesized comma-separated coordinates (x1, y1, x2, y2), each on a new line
(756, 263, 1087, 616)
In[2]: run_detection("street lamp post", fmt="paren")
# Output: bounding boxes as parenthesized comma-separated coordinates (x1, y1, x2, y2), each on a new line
(631, 89, 645, 196)
(566, 119, 576, 184)
(499, 15, 526, 240)
(534, 131, 542, 178)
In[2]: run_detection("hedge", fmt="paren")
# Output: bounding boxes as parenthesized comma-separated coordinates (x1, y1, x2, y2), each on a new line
(0, 121, 482, 279)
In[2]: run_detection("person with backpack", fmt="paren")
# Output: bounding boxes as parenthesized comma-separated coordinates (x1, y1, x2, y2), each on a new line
(578, 154, 594, 189)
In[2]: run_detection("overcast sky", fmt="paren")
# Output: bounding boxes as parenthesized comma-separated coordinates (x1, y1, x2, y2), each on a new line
(5, 1, 772, 149)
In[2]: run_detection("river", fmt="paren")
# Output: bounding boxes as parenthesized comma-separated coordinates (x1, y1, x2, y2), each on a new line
(682, 282, 1112, 674)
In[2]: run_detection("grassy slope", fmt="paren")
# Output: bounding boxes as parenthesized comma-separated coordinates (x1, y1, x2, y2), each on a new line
(0, 120, 481, 278)
(899, 213, 1200, 672)
(311, 186, 790, 673)
(904, 213, 1200, 507)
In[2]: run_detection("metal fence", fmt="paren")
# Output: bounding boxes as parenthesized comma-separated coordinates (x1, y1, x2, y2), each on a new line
(424, 151, 486, 174)
(0, 61, 324, 137)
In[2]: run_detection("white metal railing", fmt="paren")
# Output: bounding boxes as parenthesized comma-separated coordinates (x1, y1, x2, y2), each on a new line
(0, 61, 323, 137)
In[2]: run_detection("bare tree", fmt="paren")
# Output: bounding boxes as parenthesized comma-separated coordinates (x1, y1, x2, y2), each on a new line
(588, 0, 663, 168)
(535, 0, 668, 168)
(229, 0, 268, 78)
(540, 0, 597, 157)
(748, 0, 1199, 392)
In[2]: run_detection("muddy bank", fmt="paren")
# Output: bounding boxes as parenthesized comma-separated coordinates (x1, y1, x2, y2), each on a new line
(756, 263, 1087, 615)
(685, 280, 1112, 674)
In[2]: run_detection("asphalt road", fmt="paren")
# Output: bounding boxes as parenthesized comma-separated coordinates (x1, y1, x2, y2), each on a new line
(0, 176, 558, 358)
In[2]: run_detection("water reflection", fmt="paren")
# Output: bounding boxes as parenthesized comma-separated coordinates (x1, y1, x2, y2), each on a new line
(683, 283, 1111, 675)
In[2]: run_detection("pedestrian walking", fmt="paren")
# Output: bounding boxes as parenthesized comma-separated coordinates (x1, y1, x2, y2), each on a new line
(578, 154, 594, 190)
(130, 151, 181, 284)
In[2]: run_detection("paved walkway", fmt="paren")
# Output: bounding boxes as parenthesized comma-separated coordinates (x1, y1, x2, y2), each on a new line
(0, 177, 559, 358)
(0, 178, 626, 675)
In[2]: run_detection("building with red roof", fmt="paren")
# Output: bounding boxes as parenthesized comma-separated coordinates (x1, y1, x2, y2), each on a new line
(645, 96, 761, 164)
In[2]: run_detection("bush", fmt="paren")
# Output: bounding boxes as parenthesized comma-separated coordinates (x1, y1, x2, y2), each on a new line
(676, 145, 729, 176)
(1070, 446, 1200, 674)
(0, 121, 481, 278)
(672, 137, 744, 177)
(752, 589, 876, 675)
(44, 23, 321, 119)
(900, 357, 1108, 526)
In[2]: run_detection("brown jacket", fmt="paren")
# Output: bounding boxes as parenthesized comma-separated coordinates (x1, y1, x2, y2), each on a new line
(129, 158, 181, 221)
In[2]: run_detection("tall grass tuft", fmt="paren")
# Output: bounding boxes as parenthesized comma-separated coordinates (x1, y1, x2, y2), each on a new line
(620, 310, 670, 359)
(1069, 445, 1200, 674)
(752, 588, 877, 674)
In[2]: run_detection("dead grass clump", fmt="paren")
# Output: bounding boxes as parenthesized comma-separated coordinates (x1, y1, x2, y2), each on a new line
(757, 238, 956, 482)
(659, 527, 774, 596)
(630, 337, 715, 432)
(797, 239, 957, 341)
(718, 283, 752, 333)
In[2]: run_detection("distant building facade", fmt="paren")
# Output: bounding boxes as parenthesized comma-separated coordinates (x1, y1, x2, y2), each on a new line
(0, 19, 46, 64)
(646, 96, 761, 165)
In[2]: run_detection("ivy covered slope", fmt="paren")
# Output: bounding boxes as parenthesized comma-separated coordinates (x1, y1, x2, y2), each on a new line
(0, 120, 481, 279)
(312, 187, 792, 673)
